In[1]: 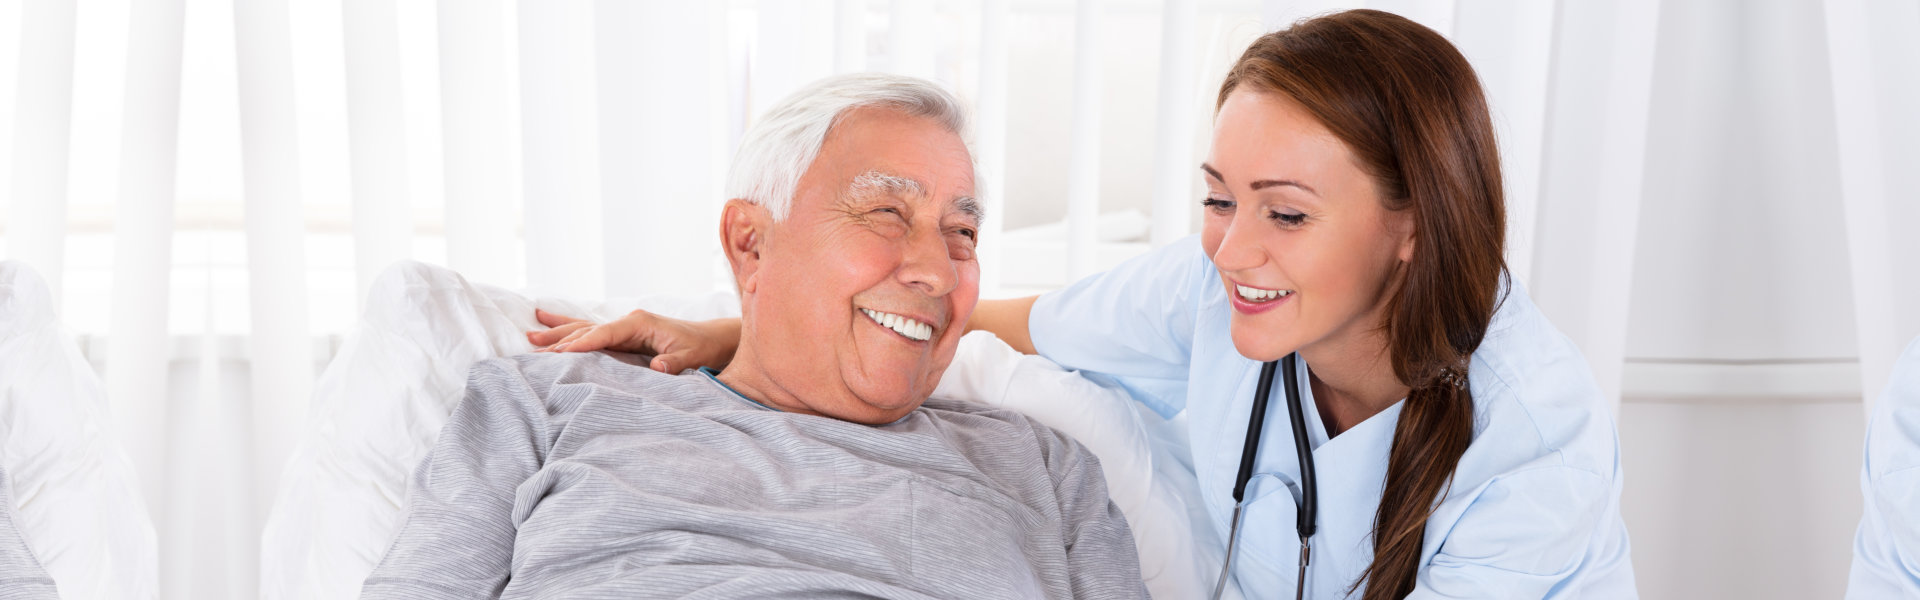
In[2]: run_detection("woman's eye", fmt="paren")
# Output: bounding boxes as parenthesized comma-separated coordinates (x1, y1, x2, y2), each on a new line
(1201, 198, 1234, 213)
(1270, 210, 1307, 226)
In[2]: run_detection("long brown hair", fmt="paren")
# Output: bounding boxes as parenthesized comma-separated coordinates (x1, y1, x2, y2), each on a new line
(1217, 10, 1507, 599)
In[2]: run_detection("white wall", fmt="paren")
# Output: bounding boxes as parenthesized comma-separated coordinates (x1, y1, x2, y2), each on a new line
(1620, 399, 1863, 600)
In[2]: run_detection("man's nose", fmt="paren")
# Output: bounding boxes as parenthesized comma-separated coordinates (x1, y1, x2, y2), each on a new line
(897, 225, 958, 297)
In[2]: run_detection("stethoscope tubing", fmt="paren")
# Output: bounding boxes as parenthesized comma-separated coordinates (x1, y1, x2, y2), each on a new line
(1213, 353, 1318, 600)
(1282, 353, 1318, 539)
(1233, 359, 1281, 503)
(1280, 353, 1317, 599)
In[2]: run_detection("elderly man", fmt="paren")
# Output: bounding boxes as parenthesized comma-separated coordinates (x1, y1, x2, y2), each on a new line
(360, 73, 1146, 599)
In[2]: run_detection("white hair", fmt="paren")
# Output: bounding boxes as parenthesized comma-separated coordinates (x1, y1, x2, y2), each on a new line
(726, 73, 973, 221)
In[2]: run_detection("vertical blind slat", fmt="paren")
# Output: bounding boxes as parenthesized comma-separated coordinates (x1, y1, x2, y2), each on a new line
(106, 0, 183, 521)
(835, 0, 867, 74)
(1065, 0, 1102, 280)
(235, 0, 313, 532)
(517, 0, 603, 299)
(886, 0, 935, 80)
(596, 0, 727, 298)
(5, 0, 77, 298)
(437, 0, 519, 286)
(1148, 0, 1197, 247)
(0, 0, 20, 227)
(1452, 0, 1556, 288)
(1823, 0, 1910, 411)
(753, 0, 835, 118)
(1531, 0, 1662, 413)
(288, 0, 352, 252)
(974, 0, 1009, 296)
(341, 0, 414, 303)
(66, 0, 128, 232)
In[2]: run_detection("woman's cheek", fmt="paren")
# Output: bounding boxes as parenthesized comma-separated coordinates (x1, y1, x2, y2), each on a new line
(1198, 222, 1227, 261)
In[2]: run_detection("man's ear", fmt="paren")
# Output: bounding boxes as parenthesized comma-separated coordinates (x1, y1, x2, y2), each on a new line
(721, 199, 768, 293)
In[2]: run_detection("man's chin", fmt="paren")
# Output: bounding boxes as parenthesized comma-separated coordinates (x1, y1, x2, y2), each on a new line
(833, 398, 923, 425)
(841, 382, 929, 422)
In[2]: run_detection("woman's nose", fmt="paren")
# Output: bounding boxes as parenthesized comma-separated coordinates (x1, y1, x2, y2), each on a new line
(1211, 213, 1267, 272)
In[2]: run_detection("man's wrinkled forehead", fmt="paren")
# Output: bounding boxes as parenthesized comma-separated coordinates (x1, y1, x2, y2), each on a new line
(845, 170, 983, 225)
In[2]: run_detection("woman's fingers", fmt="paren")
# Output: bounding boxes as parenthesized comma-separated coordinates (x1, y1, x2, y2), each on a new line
(529, 309, 594, 348)
(562, 311, 657, 354)
(641, 317, 739, 373)
(532, 310, 726, 371)
(528, 320, 592, 347)
(552, 326, 607, 352)
(548, 327, 591, 352)
(535, 308, 588, 328)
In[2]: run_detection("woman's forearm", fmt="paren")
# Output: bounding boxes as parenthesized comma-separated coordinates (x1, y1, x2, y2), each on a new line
(966, 296, 1039, 355)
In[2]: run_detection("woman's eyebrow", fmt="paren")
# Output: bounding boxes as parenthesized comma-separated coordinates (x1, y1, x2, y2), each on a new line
(1200, 162, 1320, 197)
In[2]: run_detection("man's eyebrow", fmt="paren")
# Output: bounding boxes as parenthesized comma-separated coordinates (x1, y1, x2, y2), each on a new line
(1199, 162, 1319, 197)
(951, 196, 983, 225)
(847, 170, 981, 224)
(846, 170, 925, 199)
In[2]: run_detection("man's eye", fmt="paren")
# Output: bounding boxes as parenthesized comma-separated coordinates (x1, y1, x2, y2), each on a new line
(954, 228, 977, 241)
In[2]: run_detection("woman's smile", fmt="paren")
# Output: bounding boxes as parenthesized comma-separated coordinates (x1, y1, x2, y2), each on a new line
(1228, 280, 1294, 315)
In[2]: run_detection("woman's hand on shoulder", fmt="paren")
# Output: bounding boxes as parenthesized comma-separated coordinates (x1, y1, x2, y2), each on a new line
(526, 308, 741, 374)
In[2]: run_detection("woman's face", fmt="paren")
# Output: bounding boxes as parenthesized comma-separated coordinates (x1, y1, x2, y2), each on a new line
(1201, 89, 1414, 363)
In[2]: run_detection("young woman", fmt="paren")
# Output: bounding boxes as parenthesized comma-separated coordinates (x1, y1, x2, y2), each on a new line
(533, 10, 1635, 598)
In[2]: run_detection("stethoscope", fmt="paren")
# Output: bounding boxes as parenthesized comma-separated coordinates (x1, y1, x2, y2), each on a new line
(1211, 352, 1317, 600)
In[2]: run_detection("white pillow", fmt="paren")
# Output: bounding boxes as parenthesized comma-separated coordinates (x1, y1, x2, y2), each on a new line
(258, 261, 739, 599)
(0, 260, 160, 599)
(260, 260, 1202, 598)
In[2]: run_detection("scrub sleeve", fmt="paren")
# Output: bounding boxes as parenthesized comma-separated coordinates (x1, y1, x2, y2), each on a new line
(1028, 236, 1213, 419)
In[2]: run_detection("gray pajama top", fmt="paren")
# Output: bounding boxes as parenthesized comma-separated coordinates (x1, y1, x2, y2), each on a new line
(361, 352, 1146, 599)
(0, 464, 56, 600)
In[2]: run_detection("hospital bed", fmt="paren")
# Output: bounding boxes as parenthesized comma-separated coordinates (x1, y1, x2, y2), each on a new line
(259, 260, 1218, 599)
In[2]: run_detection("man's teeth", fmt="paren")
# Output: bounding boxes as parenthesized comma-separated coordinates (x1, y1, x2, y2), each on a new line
(1235, 285, 1292, 303)
(861, 308, 934, 341)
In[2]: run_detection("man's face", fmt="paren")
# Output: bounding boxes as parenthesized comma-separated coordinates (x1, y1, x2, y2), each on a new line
(734, 107, 980, 425)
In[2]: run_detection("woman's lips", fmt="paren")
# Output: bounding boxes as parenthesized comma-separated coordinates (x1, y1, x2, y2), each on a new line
(1228, 284, 1292, 316)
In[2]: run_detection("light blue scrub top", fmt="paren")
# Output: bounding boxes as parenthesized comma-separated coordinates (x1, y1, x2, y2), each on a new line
(1848, 337, 1920, 598)
(1030, 236, 1637, 598)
